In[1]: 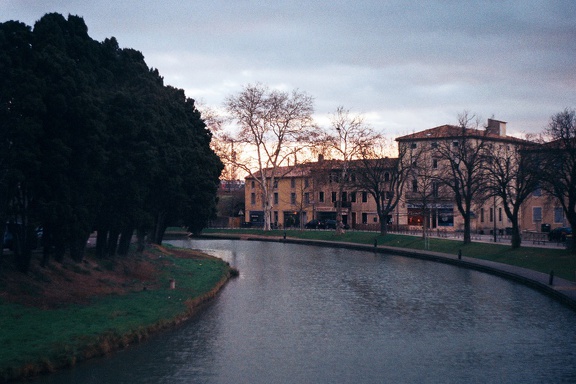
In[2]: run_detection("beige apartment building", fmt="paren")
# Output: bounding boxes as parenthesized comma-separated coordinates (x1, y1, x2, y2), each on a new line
(245, 118, 566, 235)
(244, 158, 396, 230)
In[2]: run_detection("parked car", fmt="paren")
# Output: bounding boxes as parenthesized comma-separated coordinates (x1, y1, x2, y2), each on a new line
(548, 227, 572, 242)
(305, 219, 325, 229)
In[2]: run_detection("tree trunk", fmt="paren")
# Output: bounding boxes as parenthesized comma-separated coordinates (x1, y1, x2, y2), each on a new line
(263, 197, 272, 231)
(117, 227, 133, 255)
(379, 216, 388, 235)
(95, 228, 107, 258)
(40, 225, 51, 268)
(463, 215, 471, 244)
(70, 234, 88, 262)
(13, 231, 32, 273)
(53, 241, 65, 263)
(153, 211, 167, 244)
(107, 229, 120, 257)
(41, 246, 50, 268)
(511, 221, 521, 249)
(136, 227, 147, 253)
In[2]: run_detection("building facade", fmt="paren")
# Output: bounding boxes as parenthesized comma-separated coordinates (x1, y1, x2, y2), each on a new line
(244, 158, 396, 230)
(244, 118, 565, 235)
(395, 119, 538, 234)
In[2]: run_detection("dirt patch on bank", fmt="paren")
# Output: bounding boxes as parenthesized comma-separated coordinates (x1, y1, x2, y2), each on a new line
(0, 245, 210, 309)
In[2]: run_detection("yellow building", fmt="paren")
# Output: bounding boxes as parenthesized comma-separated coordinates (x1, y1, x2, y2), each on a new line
(244, 158, 396, 230)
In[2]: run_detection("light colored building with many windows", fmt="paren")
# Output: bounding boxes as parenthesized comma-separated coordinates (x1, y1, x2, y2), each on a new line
(244, 157, 396, 230)
(244, 118, 565, 237)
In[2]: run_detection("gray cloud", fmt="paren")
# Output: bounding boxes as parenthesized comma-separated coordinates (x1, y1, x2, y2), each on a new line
(2, 0, 575, 137)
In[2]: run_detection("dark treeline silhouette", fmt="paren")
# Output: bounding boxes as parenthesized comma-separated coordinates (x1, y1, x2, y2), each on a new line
(0, 13, 223, 272)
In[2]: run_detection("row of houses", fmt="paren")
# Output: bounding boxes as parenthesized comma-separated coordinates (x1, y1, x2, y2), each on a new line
(242, 118, 566, 235)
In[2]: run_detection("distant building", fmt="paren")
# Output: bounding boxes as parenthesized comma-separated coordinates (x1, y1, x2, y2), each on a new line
(245, 118, 566, 236)
(244, 157, 396, 230)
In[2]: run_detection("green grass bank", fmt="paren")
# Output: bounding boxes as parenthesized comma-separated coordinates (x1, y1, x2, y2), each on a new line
(0, 244, 235, 382)
(203, 228, 576, 282)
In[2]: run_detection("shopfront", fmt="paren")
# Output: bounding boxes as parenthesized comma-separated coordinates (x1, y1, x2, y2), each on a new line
(407, 204, 454, 228)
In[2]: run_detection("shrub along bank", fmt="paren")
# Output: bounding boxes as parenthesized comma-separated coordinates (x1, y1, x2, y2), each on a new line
(0, 245, 235, 382)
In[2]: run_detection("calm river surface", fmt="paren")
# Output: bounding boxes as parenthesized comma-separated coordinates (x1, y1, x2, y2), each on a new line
(36, 239, 576, 383)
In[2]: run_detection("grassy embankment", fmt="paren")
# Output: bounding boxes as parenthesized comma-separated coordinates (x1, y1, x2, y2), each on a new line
(0, 243, 234, 382)
(203, 228, 576, 281)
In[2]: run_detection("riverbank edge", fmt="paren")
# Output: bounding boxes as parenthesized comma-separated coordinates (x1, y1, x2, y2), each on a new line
(196, 233, 576, 311)
(3, 246, 236, 383)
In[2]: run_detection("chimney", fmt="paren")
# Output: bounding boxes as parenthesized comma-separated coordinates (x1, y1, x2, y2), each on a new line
(486, 119, 507, 136)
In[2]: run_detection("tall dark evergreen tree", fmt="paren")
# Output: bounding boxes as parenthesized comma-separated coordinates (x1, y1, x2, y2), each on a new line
(0, 20, 45, 272)
(0, 13, 223, 270)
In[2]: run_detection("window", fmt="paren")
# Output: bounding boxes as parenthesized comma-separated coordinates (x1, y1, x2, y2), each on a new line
(290, 193, 296, 205)
(362, 213, 368, 224)
(533, 207, 542, 223)
(304, 192, 310, 204)
(342, 192, 347, 202)
(331, 192, 337, 203)
(432, 159, 438, 169)
(273, 192, 278, 205)
(291, 178, 296, 188)
(304, 178, 310, 188)
(319, 191, 324, 203)
(452, 141, 459, 148)
(432, 182, 439, 198)
(386, 191, 393, 199)
(362, 191, 368, 203)
(251, 180, 255, 189)
(480, 208, 484, 223)
(411, 143, 417, 149)
(412, 179, 418, 193)
(351, 192, 357, 202)
(498, 207, 502, 222)
(384, 172, 390, 182)
(489, 207, 493, 222)
(554, 207, 564, 224)
(273, 179, 278, 189)
(250, 193, 256, 205)
(431, 142, 438, 148)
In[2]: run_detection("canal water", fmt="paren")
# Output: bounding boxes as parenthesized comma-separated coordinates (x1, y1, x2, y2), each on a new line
(36, 239, 576, 383)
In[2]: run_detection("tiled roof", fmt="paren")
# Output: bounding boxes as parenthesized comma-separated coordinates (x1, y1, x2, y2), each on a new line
(247, 157, 398, 180)
(396, 124, 530, 144)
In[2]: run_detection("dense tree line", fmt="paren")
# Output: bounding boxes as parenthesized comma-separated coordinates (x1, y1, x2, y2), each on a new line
(0, 13, 223, 272)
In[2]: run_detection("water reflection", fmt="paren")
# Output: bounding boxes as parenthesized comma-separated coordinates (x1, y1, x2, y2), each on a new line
(35, 239, 576, 384)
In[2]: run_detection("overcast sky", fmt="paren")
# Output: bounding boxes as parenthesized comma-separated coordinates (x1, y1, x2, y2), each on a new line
(2, 0, 575, 138)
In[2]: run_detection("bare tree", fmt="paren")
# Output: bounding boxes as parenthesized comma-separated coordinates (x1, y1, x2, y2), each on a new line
(407, 145, 448, 242)
(540, 108, 576, 252)
(315, 107, 377, 234)
(197, 101, 241, 182)
(482, 138, 540, 248)
(224, 83, 315, 230)
(435, 112, 489, 244)
(352, 141, 411, 235)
